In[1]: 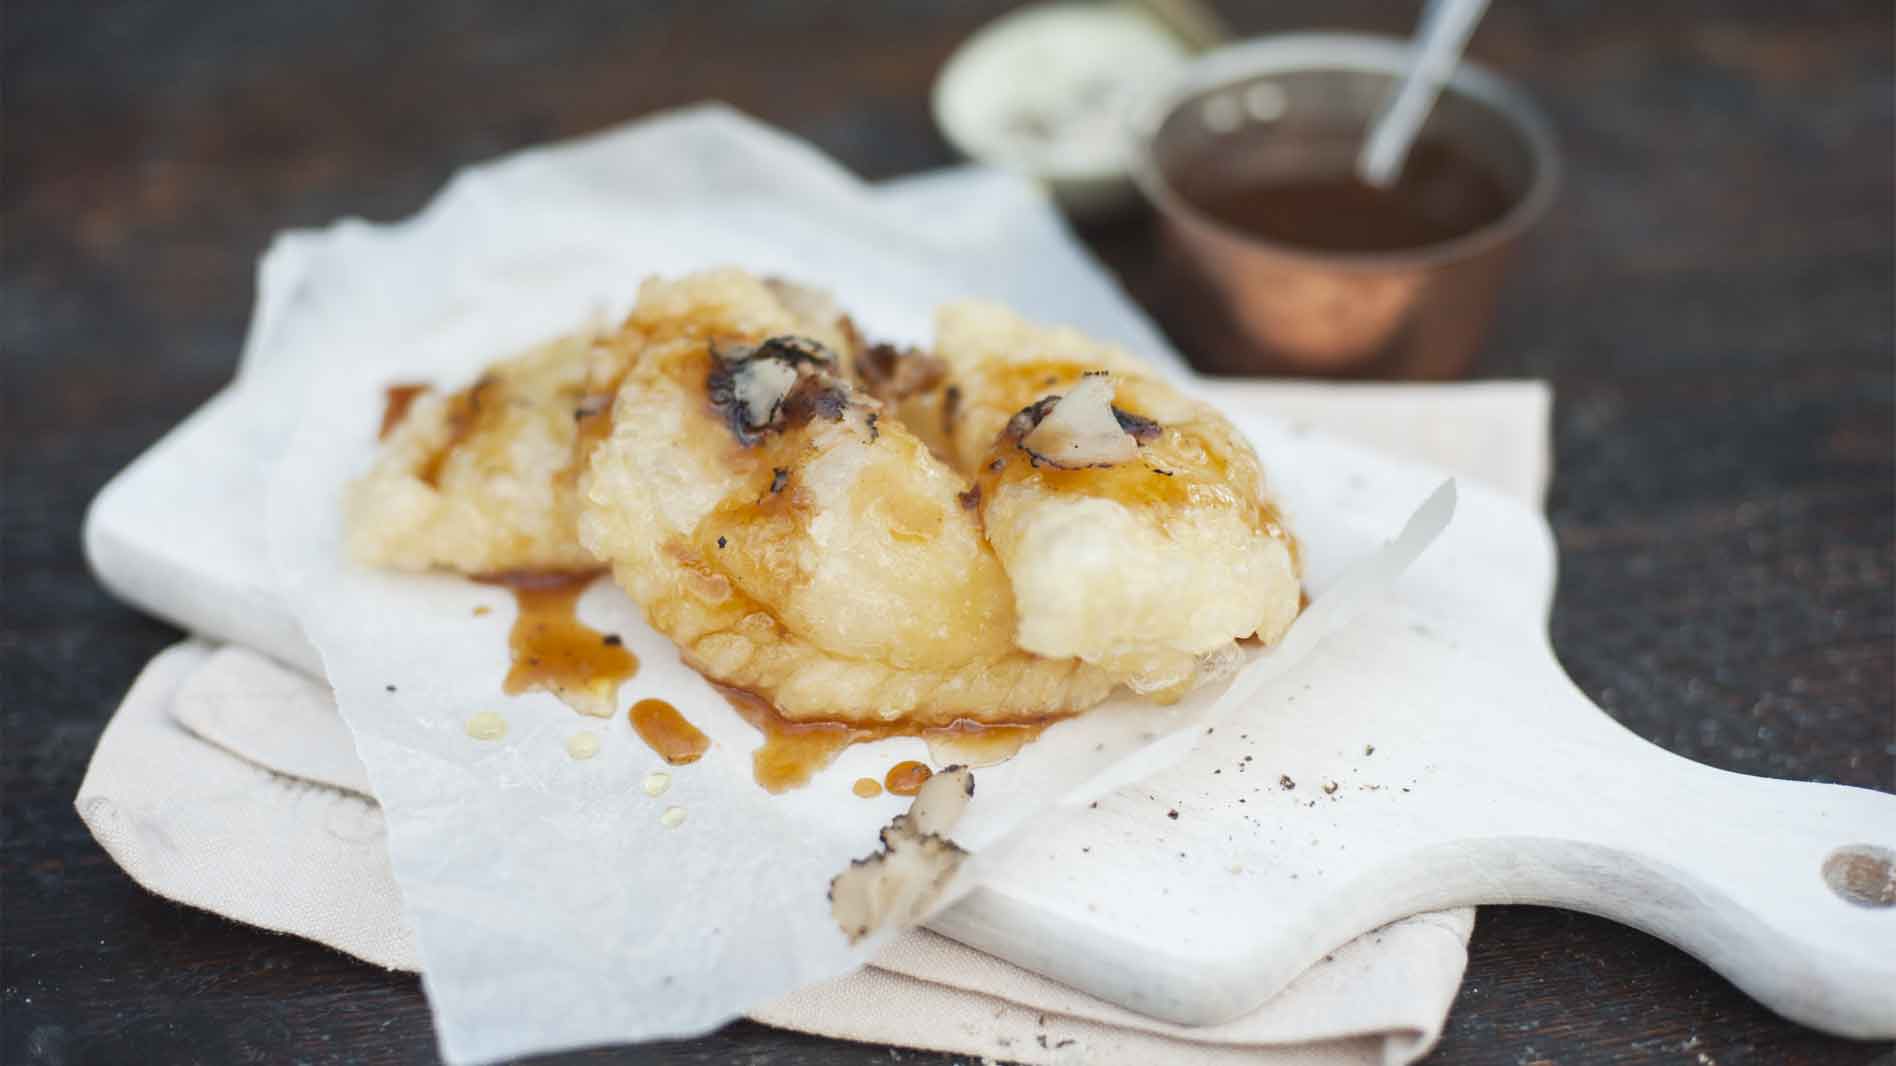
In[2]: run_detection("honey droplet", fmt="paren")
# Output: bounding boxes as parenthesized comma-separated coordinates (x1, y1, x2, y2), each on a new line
(642, 771, 672, 797)
(883, 761, 933, 796)
(852, 777, 883, 798)
(472, 605, 492, 617)
(565, 731, 601, 760)
(660, 805, 687, 829)
(464, 711, 507, 741)
(629, 698, 711, 766)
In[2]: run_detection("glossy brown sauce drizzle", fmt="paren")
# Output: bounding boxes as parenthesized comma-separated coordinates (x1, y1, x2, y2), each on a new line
(883, 760, 933, 796)
(477, 570, 637, 717)
(629, 698, 711, 765)
(379, 383, 429, 440)
(419, 376, 496, 488)
(559, 368, 631, 486)
(717, 685, 856, 794)
(716, 683, 1066, 794)
(922, 722, 1048, 768)
(973, 425, 1301, 575)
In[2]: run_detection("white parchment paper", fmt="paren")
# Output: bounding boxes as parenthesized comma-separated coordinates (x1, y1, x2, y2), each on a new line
(262, 105, 1452, 1064)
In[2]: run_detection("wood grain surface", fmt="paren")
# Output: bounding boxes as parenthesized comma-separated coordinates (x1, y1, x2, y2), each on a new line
(3, 1, 1891, 1064)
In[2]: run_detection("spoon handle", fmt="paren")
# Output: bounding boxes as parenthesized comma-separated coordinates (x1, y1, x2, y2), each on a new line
(1358, 0, 1492, 187)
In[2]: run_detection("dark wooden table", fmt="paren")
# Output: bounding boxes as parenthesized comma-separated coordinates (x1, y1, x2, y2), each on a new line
(5, 2, 1891, 1063)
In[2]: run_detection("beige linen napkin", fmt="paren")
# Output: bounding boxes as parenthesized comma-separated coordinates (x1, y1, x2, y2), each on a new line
(88, 639, 1474, 1066)
(79, 376, 1548, 1065)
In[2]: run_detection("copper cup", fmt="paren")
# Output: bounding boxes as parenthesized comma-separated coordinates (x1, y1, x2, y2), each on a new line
(1127, 34, 1559, 378)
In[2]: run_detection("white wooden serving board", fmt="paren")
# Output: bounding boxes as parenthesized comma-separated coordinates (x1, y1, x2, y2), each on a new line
(90, 387, 1896, 1041)
(938, 415, 1896, 1041)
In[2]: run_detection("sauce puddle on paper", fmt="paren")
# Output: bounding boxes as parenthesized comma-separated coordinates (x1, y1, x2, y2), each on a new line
(478, 570, 637, 718)
(717, 683, 1066, 794)
(557, 368, 629, 487)
(415, 376, 497, 487)
(883, 760, 932, 796)
(629, 698, 711, 765)
(924, 723, 1044, 768)
(852, 777, 884, 798)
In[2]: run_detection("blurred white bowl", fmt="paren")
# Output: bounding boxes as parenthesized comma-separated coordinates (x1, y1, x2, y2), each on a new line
(932, 2, 1188, 217)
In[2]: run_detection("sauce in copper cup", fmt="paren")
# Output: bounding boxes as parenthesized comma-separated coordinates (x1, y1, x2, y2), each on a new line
(1128, 33, 1559, 378)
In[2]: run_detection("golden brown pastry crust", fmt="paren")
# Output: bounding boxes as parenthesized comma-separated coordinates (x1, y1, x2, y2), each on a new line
(344, 329, 636, 575)
(578, 271, 1114, 725)
(914, 301, 1302, 697)
(343, 274, 855, 578)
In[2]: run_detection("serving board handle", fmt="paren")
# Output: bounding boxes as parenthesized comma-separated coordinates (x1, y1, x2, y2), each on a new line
(941, 625, 1896, 1039)
(1417, 672, 1896, 1039)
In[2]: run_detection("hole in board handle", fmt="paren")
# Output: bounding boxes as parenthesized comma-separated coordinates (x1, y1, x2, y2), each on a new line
(1821, 844, 1896, 908)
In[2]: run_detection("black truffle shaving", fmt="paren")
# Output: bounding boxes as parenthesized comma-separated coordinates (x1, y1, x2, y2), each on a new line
(947, 763, 974, 797)
(1112, 406, 1162, 443)
(717, 334, 835, 370)
(705, 362, 760, 445)
(1001, 385, 1163, 470)
(1001, 396, 1060, 444)
(778, 373, 849, 427)
(1000, 394, 1089, 470)
(855, 342, 946, 402)
(828, 766, 975, 944)
(706, 334, 849, 446)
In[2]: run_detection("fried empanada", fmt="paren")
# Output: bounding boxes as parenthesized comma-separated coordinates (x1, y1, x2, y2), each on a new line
(344, 329, 636, 575)
(578, 271, 1113, 725)
(883, 302, 1302, 698)
(344, 274, 855, 577)
(348, 269, 1293, 725)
